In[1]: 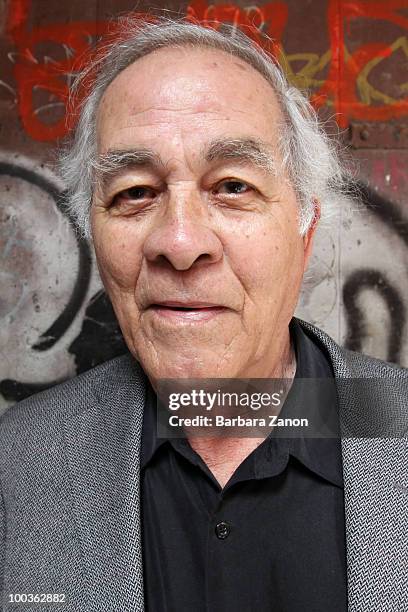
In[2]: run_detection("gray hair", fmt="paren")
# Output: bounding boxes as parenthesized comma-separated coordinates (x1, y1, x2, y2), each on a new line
(59, 15, 347, 238)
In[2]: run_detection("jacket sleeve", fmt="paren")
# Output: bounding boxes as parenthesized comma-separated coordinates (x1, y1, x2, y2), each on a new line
(0, 476, 5, 599)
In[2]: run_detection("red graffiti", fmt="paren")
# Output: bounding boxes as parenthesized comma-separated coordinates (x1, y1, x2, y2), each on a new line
(311, 0, 408, 127)
(186, 0, 288, 55)
(5, 0, 408, 142)
(6, 0, 111, 141)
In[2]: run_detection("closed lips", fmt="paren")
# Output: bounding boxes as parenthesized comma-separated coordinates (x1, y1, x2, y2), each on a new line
(149, 302, 224, 309)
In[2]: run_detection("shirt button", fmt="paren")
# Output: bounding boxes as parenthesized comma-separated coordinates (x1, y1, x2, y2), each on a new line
(215, 521, 231, 539)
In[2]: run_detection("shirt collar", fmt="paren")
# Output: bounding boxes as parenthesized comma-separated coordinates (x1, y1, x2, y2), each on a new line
(279, 319, 343, 487)
(140, 377, 167, 469)
(141, 318, 344, 488)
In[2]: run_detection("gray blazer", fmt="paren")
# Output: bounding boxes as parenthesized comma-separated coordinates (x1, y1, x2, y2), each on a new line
(0, 319, 407, 611)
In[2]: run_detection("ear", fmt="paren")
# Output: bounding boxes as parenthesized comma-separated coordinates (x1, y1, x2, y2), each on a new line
(302, 198, 321, 272)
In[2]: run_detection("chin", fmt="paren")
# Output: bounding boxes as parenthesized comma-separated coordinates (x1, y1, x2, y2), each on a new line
(152, 362, 224, 382)
(138, 349, 241, 383)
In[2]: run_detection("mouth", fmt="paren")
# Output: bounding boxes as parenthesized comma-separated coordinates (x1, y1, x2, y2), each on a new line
(147, 301, 228, 322)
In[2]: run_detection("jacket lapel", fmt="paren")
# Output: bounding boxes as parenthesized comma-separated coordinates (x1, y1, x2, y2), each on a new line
(63, 356, 147, 612)
(298, 318, 408, 611)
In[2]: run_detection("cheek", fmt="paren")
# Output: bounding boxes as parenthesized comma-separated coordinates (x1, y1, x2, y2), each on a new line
(226, 219, 304, 296)
(93, 223, 144, 290)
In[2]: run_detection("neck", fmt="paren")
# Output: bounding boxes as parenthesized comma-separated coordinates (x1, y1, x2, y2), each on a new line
(189, 328, 296, 488)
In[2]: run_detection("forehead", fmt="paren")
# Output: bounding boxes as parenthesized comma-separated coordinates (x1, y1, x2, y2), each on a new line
(96, 45, 284, 156)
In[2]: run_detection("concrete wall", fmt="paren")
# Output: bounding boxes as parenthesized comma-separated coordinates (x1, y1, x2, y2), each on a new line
(1, 0, 407, 412)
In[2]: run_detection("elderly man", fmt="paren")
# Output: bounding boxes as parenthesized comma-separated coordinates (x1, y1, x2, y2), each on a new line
(1, 16, 407, 612)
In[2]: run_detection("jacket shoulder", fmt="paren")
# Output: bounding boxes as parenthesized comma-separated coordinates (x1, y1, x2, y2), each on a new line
(0, 353, 143, 462)
(296, 317, 408, 379)
(338, 346, 408, 378)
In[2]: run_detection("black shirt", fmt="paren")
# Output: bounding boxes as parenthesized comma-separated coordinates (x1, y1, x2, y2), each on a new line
(140, 319, 347, 612)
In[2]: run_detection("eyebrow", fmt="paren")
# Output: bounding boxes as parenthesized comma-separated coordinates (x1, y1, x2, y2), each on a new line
(204, 138, 278, 175)
(93, 149, 165, 192)
(94, 137, 278, 192)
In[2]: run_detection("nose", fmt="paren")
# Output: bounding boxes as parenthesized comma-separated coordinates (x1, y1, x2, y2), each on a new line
(143, 190, 223, 270)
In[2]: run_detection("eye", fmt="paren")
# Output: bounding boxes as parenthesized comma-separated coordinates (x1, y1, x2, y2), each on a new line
(215, 180, 252, 195)
(114, 186, 156, 202)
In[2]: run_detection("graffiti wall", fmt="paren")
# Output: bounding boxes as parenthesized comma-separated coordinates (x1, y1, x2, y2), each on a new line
(1, 0, 407, 412)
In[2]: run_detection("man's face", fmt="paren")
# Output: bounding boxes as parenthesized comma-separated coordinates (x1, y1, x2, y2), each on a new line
(91, 46, 316, 384)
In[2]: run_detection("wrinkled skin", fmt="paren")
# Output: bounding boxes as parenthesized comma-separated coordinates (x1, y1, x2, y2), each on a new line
(91, 45, 318, 387)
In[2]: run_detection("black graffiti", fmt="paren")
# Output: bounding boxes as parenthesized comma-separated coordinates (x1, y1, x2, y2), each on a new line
(0, 162, 93, 402)
(68, 289, 127, 374)
(0, 290, 127, 402)
(343, 269, 406, 364)
(342, 180, 407, 363)
(0, 379, 62, 403)
(0, 162, 92, 349)
(356, 180, 408, 248)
